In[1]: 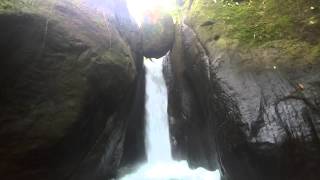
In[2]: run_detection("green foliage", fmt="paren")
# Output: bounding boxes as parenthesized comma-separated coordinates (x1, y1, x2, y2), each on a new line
(0, 0, 17, 10)
(189, 0, 320, 46)
(0, 0, 78, 14)
(0, 0, 43, 13)
(0, 0, 41, 11)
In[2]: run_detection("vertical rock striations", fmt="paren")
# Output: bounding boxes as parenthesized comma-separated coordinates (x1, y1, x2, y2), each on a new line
(164, 24, 219, 171)
(166, 20, 320, 180)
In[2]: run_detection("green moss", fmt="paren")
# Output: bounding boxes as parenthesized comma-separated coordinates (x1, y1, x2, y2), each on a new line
(189, 0, 320, 46)
(263, 39, 319, 62)
(310, 44, 320, 59)
(0, 0, 18, 11)
(143, 22, 164, 39)
(186, 0, 320, 62)
(0, 0, 45, 14)
(101, 47, 132, 67)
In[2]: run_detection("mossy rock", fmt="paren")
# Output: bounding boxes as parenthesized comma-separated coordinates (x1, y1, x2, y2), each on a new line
(142, 13, 175, 58)
(0, 0, 137, 179)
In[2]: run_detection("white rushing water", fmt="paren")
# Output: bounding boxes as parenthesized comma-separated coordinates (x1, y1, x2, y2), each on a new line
(144, 58, 172, 163)
(121, 58, 220, 180)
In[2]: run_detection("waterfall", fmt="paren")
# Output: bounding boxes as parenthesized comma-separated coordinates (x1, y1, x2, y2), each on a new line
(121, 57, 220, 180)
(144, 58, 172, 163)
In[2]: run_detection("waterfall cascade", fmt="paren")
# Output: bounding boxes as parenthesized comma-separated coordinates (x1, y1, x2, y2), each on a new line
(121, 58, 220, 180)
(145, 58, 172, 163)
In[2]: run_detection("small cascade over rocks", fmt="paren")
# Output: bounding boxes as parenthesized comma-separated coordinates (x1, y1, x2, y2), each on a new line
(120, 57, 220, 180)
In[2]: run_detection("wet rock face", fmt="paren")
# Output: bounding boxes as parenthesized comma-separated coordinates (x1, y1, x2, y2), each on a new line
(163, 26, 218, 171)
(166, 23, 320, 180)
(142, 14, 175, 58)
(0, 1, 145, 180)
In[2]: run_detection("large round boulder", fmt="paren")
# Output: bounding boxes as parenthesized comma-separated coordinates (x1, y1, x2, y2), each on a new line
(0, 1, 143, 179)
(142, 13, 175, 58)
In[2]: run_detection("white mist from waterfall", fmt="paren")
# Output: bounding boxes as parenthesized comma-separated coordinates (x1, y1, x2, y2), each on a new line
(120, 58, 220, 180)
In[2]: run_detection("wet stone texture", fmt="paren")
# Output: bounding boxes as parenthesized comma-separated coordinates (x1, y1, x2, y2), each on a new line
(165, 23, 320, 180)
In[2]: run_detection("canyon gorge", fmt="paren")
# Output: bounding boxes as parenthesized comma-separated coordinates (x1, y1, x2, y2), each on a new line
(0, 0, 319, 180)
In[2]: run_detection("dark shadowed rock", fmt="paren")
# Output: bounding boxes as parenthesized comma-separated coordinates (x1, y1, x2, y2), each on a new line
(0, 0, 145, 180)
(166, 22, 320, 180)
(142, 13, 175, 58)
(163, 25, 218, 171)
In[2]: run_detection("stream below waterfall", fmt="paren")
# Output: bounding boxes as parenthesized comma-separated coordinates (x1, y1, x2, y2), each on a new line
(120, 58, 220, 180)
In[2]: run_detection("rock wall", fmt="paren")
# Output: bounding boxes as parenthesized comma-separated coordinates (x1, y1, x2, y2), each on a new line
(163, 25, 218, 171)
(165, 21, 320, 180)
(0, 0, 145, 179)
